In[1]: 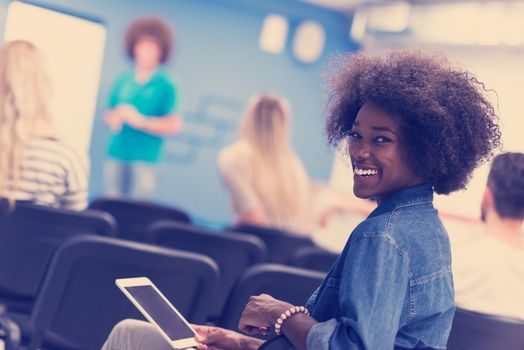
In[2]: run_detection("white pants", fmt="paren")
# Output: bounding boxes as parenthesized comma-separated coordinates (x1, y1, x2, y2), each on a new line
(101, 319, 173, 350)
(104, 161, 156, 199)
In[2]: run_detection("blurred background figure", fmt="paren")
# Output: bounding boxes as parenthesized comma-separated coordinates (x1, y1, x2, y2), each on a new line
(451, 152, 524, 321)
(218, 94, 312, 234)
(104, 17, 182, 199)
(0, 40, 88, 210)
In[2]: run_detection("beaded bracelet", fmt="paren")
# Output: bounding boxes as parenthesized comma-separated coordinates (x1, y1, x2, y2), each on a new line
(274, 306, 310, 335)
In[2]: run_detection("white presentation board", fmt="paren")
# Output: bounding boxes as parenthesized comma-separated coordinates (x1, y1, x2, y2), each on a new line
(4, 1, 106, 151)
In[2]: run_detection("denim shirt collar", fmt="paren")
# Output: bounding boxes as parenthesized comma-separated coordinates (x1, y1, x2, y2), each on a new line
(367, 184, 434, 219)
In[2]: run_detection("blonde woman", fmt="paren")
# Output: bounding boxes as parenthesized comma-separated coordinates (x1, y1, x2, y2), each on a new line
(0, 40, 88, 210)
(218, 94, 311, 234)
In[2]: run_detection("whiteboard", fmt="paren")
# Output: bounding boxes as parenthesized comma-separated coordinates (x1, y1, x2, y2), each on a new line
(4, 1, 106, 151)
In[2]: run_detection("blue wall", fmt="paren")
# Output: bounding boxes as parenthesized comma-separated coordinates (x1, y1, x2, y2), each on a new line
(0, 0, 357, 226)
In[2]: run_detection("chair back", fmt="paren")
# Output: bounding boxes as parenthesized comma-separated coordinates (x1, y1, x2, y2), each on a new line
(89, 197, 191, 240)
(219, 264, 325, 333)
(288, 246, 339, 273)
(228, 224, 314, 263)
(447, 307, 524, 350)
(145, 221, 267, 320)
(27, 235, 219, 350)
(0, 201, 115, 311)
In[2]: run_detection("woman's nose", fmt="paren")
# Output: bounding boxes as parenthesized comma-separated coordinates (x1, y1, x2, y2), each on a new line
(350, 142, 370, 160)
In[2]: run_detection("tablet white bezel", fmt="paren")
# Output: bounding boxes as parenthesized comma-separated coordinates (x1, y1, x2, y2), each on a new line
(116, 277, 198, 349)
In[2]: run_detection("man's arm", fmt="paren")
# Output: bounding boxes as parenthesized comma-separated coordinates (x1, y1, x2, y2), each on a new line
(137, 113, 182, 136)
(117, 104, 183, 136)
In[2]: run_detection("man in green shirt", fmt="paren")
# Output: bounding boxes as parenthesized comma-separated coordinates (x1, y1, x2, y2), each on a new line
(104, 17, 181, 198)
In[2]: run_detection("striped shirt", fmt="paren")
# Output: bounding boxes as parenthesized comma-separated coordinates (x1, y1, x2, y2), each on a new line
(5, 137, 89, 211)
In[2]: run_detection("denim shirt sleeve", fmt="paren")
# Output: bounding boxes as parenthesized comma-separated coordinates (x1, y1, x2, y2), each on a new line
(307, 234, 409, 349)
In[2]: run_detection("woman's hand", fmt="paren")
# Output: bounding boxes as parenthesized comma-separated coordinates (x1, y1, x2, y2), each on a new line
(193, 325, 263, 350)
(238, 294, 293, 335)
(104, 110, 124, 132)
(118, 105, 147, 129)
(105, 105, 146, 132)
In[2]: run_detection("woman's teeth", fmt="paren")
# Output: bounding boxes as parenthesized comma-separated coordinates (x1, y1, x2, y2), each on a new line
(354, 168, 378, 176)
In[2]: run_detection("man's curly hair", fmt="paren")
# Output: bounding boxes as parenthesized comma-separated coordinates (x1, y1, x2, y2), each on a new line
(125, 17, 173, 63)
(325, 50, 501, 195)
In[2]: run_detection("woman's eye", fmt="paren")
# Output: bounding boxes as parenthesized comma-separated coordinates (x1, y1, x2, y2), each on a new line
(375, 136, 391, 143)
(349, 131, 360, 139)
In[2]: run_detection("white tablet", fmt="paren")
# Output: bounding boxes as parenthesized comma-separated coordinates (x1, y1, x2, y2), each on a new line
(116, 277, 198, 349)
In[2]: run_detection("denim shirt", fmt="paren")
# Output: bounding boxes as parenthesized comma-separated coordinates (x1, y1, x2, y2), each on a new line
(306, 184, 455, 349)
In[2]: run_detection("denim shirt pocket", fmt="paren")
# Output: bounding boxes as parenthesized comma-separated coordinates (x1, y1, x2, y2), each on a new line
(311, 277, 342, 321)
(408, 268, 454, 319)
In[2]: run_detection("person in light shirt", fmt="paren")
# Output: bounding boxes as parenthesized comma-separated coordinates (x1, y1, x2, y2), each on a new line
(218, 94, 312, 234)
(451, 152, 524, 321)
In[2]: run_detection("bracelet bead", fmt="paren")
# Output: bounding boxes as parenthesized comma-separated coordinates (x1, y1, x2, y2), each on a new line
(274, 306, 310, 335)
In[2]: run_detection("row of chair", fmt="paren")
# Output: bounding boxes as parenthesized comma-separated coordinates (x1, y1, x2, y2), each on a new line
(14, 235, 324, 349)
(0, 199, 330, 349)
(146, 221, 341, 320)
(89, 197, 338, 267)
(4, 198, 521, 349)
(89, 197, 191, 241)
(18, 234, 524, 350)
(87, 199, 524, 350)
(0, 198, 337, 317)
(87, 200, 524, 350)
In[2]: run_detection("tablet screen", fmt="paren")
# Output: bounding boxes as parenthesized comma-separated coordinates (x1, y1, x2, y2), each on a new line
(125, 285, 194, 341)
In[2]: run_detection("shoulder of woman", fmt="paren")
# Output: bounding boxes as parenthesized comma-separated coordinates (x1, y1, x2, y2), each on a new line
(153, 69, 177, 86)
(114, 69, 135, 84)
(290, 153, 308, 176)
(53, 138, 89, 166)
(218, 142, 252, 168)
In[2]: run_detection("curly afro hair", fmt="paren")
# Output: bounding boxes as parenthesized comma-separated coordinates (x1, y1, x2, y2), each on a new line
(125, 17, 174, 64)
(487, 152, 524, 219)
(325, 50, 502, 195)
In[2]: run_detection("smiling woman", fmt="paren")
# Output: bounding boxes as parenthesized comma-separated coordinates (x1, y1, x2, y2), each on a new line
(101, 50, 502, 350)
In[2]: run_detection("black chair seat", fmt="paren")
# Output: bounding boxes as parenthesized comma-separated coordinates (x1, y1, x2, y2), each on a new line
(0, 201, 116, 314)
(89, 197, 191, 241)
(447, 307, 524, 350)
(288, 246, 339, 272)
(145, 221, 267, 321)
(219, 263, 325, 338)
(26, 235, 219, 350)
(227, 224, 314, 264)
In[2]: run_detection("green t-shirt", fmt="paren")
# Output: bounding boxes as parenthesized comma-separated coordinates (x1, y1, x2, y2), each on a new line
(107, 69, 177, 163)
